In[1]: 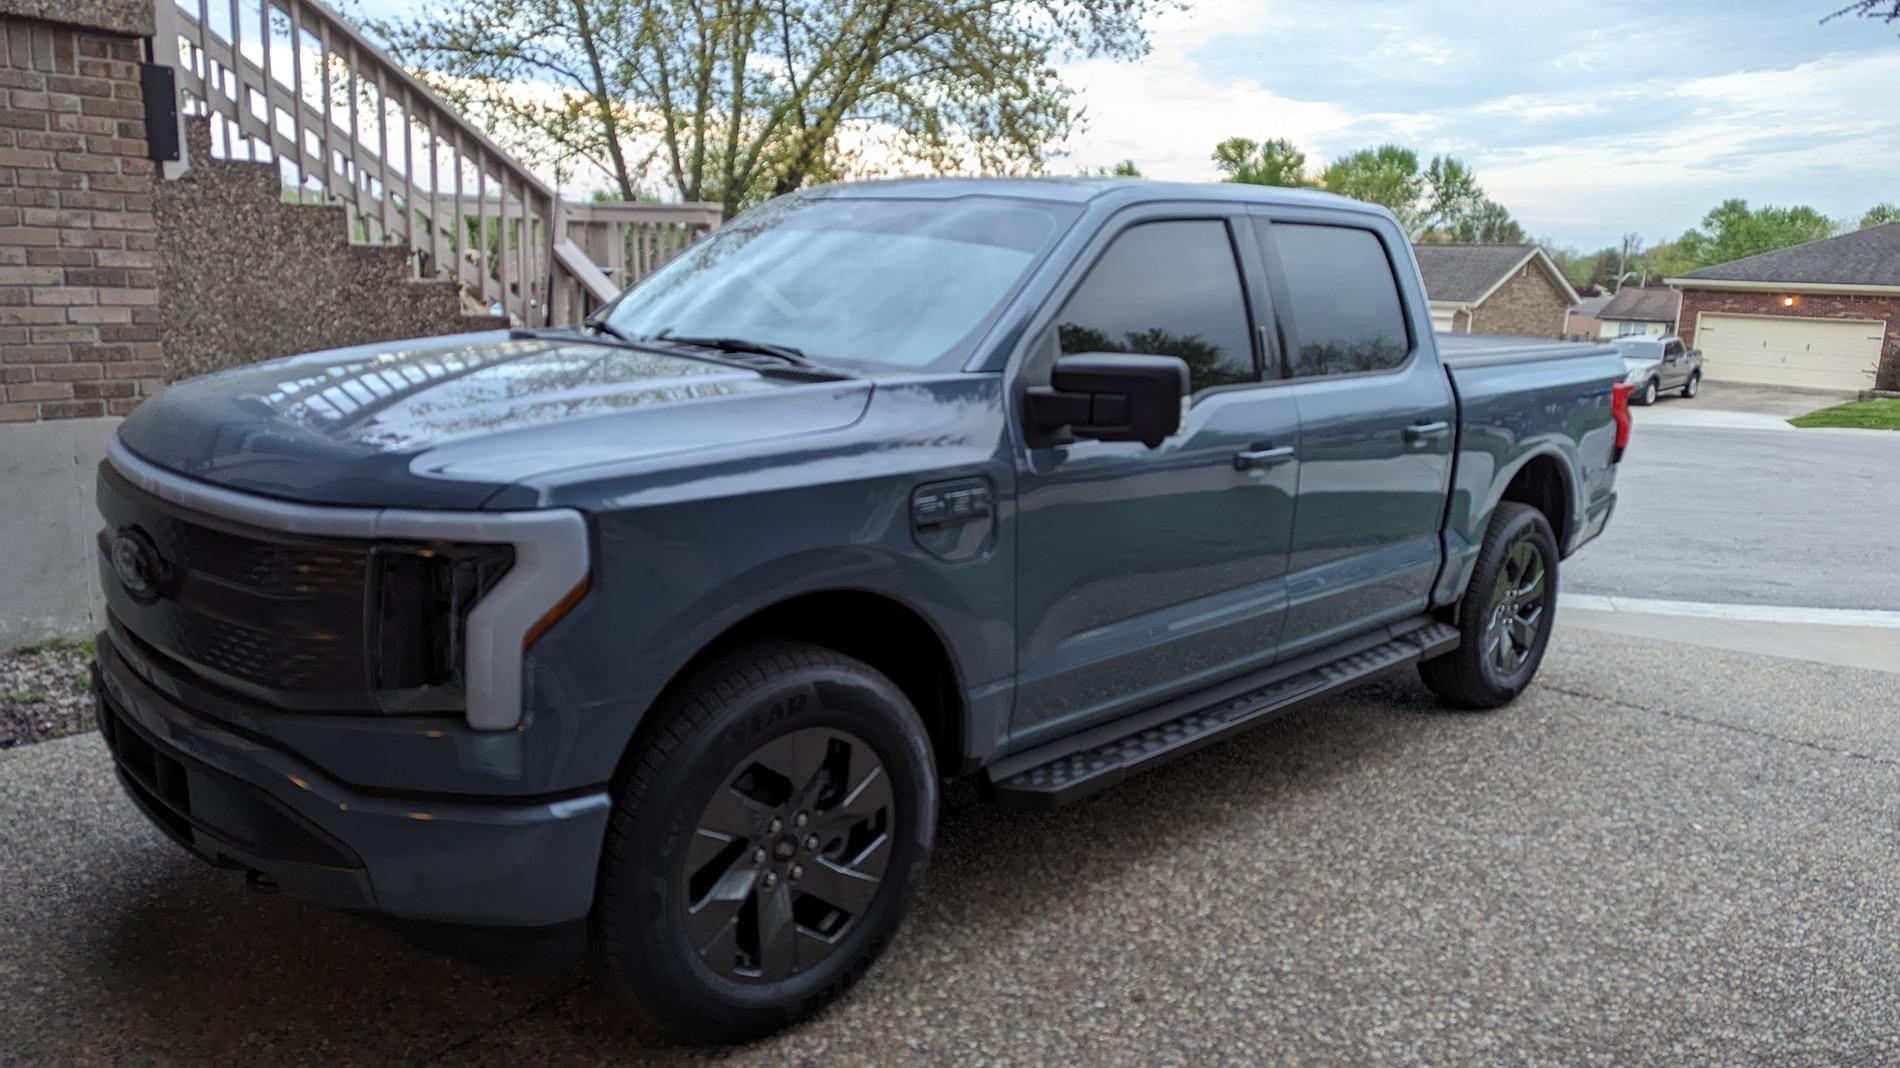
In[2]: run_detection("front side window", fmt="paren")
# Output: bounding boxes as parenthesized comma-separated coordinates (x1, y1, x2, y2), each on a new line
(603, 195, 1077, 372)
(1664, 340, 1684, 357)
(1054, 220, 1257, 393)
(1268, 224, 1410, 378)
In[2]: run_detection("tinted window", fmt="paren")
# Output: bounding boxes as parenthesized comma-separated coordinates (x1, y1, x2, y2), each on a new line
(1055, 220, 1256, 392)
(1269, 224, 1409, 378)
(1663, 340, 1684, 357)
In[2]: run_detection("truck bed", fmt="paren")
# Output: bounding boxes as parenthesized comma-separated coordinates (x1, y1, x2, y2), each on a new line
(1434, 332, 1620, 368)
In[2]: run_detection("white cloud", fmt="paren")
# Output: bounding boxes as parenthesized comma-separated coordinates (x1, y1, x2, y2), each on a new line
(1467, 50, 1900, 240)
(1057, 3, 1435, 179)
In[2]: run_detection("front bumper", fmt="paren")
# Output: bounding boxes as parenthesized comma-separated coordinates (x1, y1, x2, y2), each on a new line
(93, 636, 612, 930)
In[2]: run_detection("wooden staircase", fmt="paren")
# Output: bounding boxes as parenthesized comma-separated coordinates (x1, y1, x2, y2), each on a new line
(150, 0, 720, 329)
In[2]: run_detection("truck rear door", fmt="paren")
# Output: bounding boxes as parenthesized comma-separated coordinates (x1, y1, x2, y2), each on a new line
(1244, 211, 1457, 657)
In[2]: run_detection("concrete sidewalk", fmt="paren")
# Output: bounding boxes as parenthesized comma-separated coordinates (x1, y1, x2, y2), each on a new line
(1558, 595, 1900, 675)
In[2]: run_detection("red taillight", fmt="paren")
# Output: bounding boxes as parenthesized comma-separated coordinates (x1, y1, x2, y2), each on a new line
(1611, 382, 1633, 462)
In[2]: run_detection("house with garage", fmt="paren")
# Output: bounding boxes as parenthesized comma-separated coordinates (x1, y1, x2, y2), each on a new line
(1413, 244, 1579, 339)
(1667, 223, 1900, 392)
(1595, 287, 1681, 338)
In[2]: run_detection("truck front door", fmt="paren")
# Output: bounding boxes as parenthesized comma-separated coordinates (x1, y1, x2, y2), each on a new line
(1010, 209, 1299, 744)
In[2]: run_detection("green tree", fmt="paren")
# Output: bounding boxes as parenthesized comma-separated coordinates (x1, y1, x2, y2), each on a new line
(1861, 202, 1900, 228)
(1088, 159, 1144, 177)
(370, 0, 1165, 216)
(1210, 136, 1309, 187)
(1319, 145, 1519, 241)
(1443, 198, 1525, 243)
(1660, 199, 1834, 273)
(1419, 156, 1484, 235)
(1319, 144, 1425, 229)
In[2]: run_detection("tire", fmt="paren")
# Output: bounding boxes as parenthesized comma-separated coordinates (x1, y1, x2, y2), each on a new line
(1419, 501, 1559, 710)
(592, 641, 937, 1044)
(1637, 378, 1659, 406)
(1682, 371, 1700, 399)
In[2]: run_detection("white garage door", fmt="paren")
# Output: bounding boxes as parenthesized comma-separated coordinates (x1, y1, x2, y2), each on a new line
(1696, 313, 1886, 391)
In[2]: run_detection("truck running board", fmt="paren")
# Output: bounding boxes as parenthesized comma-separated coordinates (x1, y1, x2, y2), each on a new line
(989, 621, 1460, 809)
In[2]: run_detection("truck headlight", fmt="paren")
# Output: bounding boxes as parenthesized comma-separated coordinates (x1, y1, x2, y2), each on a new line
(368, 543, 515, 710)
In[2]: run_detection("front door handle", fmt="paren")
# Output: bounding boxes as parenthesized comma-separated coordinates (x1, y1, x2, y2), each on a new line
(1403, 420, 1450, 445)
(1234, 444, 1296, 470)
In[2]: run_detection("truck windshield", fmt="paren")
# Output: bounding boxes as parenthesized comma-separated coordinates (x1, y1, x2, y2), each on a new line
(600, 195, 1076, 371)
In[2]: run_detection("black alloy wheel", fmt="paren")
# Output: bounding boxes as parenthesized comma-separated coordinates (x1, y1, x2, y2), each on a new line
(684, 726, 893, 981)
(1482, 538, 1547, 679)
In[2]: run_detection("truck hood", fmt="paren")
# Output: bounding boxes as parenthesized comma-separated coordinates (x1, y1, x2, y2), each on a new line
(116, 332, 875, 509)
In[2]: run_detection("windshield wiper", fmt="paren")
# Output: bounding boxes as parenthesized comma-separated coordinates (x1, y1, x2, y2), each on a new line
(582, 315, 635, 344)
(648, 330, 814, 367)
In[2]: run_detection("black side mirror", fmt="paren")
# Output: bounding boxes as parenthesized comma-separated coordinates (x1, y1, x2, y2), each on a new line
(1025, 353, 1189, 448)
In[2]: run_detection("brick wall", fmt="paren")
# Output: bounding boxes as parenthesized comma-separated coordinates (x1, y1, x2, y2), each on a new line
(1469, 264, 1570, 340)
(0, 14, 161, 423)
(1678, 287, 1900, 392)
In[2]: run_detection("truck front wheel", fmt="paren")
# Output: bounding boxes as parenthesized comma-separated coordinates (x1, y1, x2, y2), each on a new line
(592, 641, 937, 1044)
(1420, 501, 1559, 709)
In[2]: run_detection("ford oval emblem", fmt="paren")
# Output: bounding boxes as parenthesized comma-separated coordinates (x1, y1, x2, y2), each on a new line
(111, 528, 166, 602)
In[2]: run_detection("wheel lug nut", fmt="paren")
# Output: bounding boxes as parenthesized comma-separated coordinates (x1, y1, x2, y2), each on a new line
(805, 835, 819, 851)
(753, 848, 766, 865)
(763, 871, 778, 888)
(795, 812, 808, 828)
(767, 817, 782, 834)
(790, 865, 803, 881)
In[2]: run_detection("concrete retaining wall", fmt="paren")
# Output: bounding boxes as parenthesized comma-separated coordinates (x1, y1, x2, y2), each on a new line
(0, 415, 115, 646)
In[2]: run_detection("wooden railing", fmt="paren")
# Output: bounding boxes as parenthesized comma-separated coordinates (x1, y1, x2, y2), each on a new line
(153, 0, 721, 325)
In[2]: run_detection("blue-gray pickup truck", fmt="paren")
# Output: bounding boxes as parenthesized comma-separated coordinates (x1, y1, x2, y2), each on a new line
(89, 178, 1631, 1041)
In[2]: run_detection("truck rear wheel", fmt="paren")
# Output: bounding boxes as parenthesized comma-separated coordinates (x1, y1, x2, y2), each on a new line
(592, 641, 937, 1044)
(1419, 502, 1558, 709)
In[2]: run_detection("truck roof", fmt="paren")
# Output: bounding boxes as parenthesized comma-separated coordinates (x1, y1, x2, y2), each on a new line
(809, 175, 1384, 217)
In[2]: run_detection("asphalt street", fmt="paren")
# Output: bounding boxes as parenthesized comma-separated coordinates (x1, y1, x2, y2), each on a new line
(5, 625, 1900, 1066)
(1564, 401, 1900, 611)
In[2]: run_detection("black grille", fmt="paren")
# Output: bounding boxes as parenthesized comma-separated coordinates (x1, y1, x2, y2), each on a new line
(96, 687, 193, 844)
(94, 670, 362, 873)
(95, 462, 376, 710)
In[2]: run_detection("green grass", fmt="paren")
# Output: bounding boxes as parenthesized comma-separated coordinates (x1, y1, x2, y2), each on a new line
(1790, 398, 1900, 430)
(24, 634, 95, 658)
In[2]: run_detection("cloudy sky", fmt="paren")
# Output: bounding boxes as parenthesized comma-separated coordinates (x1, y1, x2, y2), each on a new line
(1057, 0, 1898, 247)
(359, 0, 1899, 249)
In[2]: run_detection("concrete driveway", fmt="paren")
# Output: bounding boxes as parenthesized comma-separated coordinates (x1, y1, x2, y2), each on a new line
(5, 626, 1900, 1065)
(1665, 381, 1853, 419)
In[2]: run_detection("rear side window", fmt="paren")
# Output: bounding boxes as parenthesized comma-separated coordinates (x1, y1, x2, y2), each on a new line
(1268, 224, 1410, 378)
(1055, 220, 1257, 392)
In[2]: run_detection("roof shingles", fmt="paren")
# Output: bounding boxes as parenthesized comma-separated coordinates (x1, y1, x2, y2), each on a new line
(1412, 244, 1541, 303)
(1677, 222, 1900, 287)
(1598, 287, 1680, 323)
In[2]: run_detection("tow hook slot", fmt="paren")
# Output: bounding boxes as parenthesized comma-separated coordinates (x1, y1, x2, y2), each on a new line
(245, 869, 279, 894)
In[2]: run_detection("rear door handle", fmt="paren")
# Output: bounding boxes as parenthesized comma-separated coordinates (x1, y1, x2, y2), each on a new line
(1404, 420, 1450, 444)
(1234, 444, 1296, 470)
